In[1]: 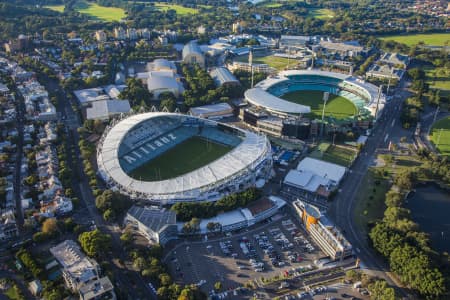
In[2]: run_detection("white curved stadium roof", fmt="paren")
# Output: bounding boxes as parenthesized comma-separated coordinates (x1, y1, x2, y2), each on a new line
(245, 69, 384, 116)
(245, 87, 311, 114)
(97, 113, 270, 200)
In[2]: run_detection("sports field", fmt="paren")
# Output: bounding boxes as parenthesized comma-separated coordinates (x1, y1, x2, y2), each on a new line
(378, 33, 450, 47)
(281, 90, 357, 120)
(129, 136, 233, 181)
(309, 142, 357, 167)
(154, 3, 198, 15)
(46, 1, 126, 21)
(429, 116, 450, 156)
(234, 55, 299, 71)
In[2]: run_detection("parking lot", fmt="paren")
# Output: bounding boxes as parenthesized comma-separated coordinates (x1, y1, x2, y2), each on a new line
(166, 213, 326, 296)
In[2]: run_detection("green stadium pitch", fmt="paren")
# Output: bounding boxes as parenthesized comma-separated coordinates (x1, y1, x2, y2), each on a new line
(280, 90, 357, 120)
(128, 136, 234, 181)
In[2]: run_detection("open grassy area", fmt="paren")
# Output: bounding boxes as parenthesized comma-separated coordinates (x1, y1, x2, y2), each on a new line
(378, 33, 450, 47)
(76, 1, 125, 21)
(281, 90, 358, 120)
(234, 54, 299, 71)
(353, 168, 390, 236)
(154, 3, 198, 15)
(307, 8, 334, 19)
(47, 1, 126, 21)
(129, 136, 233, 181)
(45, 5, 65, 12)
(425, 66, 450, 93)
(430, 116, 450, 156)
(309, 143, 357, 167)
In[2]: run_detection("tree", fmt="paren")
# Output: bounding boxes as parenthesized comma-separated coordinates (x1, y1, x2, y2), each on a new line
(42, 218, 58, 235)
(368, 280, 395, 300)
(159, 273, 172, 286)
(103, 208, 115, 222)
(214, 281, 222, 292)
(78, 229, 111, 257)
(385, 189, 403, 207)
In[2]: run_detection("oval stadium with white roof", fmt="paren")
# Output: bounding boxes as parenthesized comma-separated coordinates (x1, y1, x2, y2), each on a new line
(244, 70, 385, 121)
(97, 112, 272, 204)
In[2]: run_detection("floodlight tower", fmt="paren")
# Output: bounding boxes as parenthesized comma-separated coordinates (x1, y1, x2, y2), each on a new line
(249, 49, 254, 88)
(321, 92, 329, 137)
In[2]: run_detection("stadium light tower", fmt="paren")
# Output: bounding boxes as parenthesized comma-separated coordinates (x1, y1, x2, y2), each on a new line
(321, 92, 329, 137)
(249, 49, 254, 88)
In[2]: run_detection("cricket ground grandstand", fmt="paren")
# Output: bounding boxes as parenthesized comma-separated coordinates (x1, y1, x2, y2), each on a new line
(244, 70, 386, 123)
(97, 112, 272, 204)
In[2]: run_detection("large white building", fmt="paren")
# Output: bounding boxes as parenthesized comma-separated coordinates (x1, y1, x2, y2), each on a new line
(284, 157, 347, 198)
(182, 42, 205, 68)
(97, 113, 272, 204)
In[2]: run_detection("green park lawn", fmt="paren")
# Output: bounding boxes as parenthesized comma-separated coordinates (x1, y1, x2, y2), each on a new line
(129, 136, 233, 181)
(309, 143, 357, 167)
(46, 1, 126, 21)
(307, 8, 334, 19)
(45, 5, 65, 12)
(425, 66, 450, 93)
(353, 168, 390, 236)
(281, 90, 358, 120)
(154, 3, 199, 15)
(234, 54, 301, 71)
(378, 33, 450, 47)
(429, 116, 450, 156)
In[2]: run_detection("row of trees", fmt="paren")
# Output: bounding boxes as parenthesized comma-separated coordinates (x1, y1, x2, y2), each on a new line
(369, 176, 446, 298)
(171, 187, 261, 221)
(95, 189, 132, 222)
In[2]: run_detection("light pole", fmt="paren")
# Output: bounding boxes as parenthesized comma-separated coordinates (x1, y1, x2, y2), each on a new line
(321, 92, 329, 137)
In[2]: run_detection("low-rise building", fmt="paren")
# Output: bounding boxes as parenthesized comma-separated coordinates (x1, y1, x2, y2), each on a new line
(95, 31, 107, 43)
(0, 211, 18, 241)
(86, 100, 131, 120)
(189, 103, 234, 120)
(50, 240, 115, 300)
(284, 157, 347, 199)
(124, 206, 177, 245)
(293, 200, 352, 260)
(209, 67, 240, 87)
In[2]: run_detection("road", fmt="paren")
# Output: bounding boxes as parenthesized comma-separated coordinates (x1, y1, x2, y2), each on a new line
(12, 89, 25, 230)
(43, 80, 158, 299)
(328, 79, 411, 296)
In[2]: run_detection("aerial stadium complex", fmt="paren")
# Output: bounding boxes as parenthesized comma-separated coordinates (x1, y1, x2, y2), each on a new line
(97, 112, 272, 204)
(245, 70, 385, 122)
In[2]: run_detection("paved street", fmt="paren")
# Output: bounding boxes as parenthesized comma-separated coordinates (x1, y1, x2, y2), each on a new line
(328, 79, 413, 297)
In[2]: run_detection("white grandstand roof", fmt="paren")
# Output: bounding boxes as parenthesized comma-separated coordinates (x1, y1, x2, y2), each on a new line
(245, 87, 311, 114)
(97, 113, 270, 200)
(245, 69, 384, 116)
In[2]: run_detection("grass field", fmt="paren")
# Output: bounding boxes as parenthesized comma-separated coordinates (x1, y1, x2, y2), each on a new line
(45, 5, 65, 12)
(425, 66, 450, 93)
(307, 8, 334, 19)
(378, 33, 450, 47)
(353, 168, 389, 236)
(234, 55, 299, 71)
(154, 3, 198, 15)
(129, 136, 233, 181)
(309, 143, 357, 167)
(429, 116, 450, 156)
(46, 1, 126, 21)
(281, 90, 358, 120)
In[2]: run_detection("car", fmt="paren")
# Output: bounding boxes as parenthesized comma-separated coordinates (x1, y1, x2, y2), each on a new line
(341, 293, 351, 298)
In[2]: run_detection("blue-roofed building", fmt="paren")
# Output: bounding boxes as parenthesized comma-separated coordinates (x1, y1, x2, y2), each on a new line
(182, 42, 205, 68)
